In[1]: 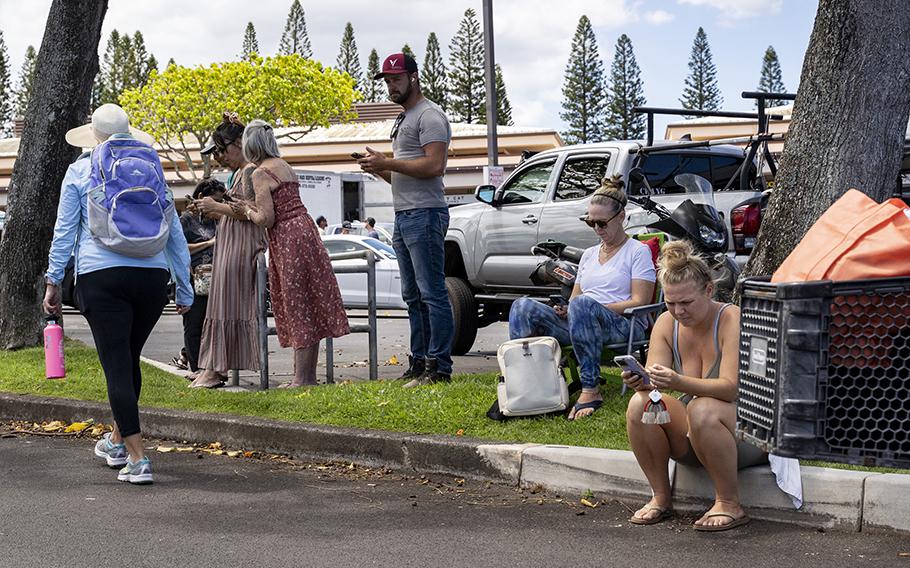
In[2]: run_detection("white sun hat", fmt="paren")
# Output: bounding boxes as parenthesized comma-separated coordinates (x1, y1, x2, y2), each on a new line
(64, 103, 155, 148)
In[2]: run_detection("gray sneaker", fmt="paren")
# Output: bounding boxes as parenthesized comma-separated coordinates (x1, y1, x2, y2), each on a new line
(117, 456, 153, 485)
(402, 359, 451, 388)
(94, 432, 128, 467)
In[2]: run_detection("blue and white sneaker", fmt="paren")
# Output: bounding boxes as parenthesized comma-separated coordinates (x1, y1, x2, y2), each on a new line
(94, 432, 128, 467)
(117, 457, 153, 485)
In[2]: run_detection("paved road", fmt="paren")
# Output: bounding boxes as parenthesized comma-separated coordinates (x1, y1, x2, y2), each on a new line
(62, 308, 508, 386)
(1, 430, 906, 568)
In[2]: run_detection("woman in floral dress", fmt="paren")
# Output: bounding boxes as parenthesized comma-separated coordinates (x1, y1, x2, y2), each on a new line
(231, 120, 349, 387)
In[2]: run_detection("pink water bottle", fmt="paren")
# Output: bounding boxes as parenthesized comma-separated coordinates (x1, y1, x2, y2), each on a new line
(43, 315, 65, 379)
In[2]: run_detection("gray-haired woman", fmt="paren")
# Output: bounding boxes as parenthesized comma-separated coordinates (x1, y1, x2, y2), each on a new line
(230, 120, 349, 387)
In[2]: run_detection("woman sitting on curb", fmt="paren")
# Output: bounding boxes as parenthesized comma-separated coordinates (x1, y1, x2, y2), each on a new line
(623, 240, 766, 531)
(509, 176, 656, 420)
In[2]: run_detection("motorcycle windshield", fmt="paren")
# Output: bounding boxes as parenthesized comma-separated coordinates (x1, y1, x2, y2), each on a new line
(671, 173, 727, 250)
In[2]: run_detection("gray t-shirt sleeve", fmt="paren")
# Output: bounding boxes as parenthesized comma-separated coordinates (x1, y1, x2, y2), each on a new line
(418, 109, 451, 147)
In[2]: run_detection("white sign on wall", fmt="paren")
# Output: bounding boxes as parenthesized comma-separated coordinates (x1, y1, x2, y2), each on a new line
(296, 173, 337, 192)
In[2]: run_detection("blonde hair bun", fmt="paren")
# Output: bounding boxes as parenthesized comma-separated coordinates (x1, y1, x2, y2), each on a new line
(657, 240, 713, 288)
(590, 174, 627, 210)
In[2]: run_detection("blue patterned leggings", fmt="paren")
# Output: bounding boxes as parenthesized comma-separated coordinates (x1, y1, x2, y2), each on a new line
(508, 295, 644, 390)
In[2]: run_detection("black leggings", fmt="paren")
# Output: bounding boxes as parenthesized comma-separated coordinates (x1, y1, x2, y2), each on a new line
(76, 267, 169, 437)
(182, 294, 208, 371)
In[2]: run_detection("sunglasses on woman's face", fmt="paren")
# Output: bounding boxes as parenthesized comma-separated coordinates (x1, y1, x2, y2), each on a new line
(580, 210, 622, 229)
(213, 138, 238, 157)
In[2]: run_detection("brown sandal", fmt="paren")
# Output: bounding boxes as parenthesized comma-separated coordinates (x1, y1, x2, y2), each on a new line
(694, 512, 751, 532)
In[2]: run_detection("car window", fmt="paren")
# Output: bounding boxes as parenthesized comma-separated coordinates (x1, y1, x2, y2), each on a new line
(363, 238, 397, 259)
(711, 155, 750, 190)
(554, 156, 610, 201)
(499, 159, 556, 205)
(632, 153, 712, 195)
(324, 240, 364, 255)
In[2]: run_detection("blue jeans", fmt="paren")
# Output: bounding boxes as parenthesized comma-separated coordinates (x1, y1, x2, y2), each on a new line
(393, 207, 454, 375)
(508, 295, 645, 389)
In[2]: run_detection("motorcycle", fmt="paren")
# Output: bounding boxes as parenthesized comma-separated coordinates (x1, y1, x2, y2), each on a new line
(626, 169, 740, 301)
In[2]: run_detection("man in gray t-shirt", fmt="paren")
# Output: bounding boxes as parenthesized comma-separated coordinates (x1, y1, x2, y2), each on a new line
(358, 52, 454, 386)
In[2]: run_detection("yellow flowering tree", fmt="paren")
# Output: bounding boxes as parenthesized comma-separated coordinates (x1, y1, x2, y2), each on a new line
(120, 55, 358, 181)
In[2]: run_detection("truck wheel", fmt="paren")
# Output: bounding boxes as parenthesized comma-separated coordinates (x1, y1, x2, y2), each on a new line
(446, 276, 478, 356)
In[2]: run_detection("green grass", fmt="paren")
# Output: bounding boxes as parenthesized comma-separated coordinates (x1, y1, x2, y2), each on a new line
(0, 339, 633, 449)
(6, 341, 908, 474)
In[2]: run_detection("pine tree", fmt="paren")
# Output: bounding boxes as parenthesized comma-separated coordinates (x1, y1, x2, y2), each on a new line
(94, 30, 158, 106)
(336, 22, 362, 91)
(680, 27, 723, 112)
(0, 31, 12, 137)
(448, 8, 485, 124)
(131, 31, 156, 85)
(241, 22, 259, 61)
(279, 0, 312, 58)
(422, 32, 447, 110)
(494, 64, 513, 126)
(401, 44, 416, 61)
(756, 45, 787, 108)
(560, 15, 608, 144)
(166, 57, 176, 69)
(605, 34, 647, 140)
(13, 45, 37, 121)
(364, 48, 383, 103)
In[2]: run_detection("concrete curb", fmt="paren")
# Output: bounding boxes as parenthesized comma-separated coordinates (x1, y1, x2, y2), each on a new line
(0, 393, 512, 482)
(1, 392, 907, 533)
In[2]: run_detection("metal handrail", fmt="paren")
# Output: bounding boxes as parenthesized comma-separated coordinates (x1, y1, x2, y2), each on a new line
(251, 248, 379, 389)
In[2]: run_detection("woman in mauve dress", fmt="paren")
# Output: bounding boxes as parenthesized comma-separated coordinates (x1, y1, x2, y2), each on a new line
(190, 113, 268, 389)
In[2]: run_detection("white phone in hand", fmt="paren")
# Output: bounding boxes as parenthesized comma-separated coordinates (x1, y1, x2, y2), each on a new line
(613, 355, 651, 385)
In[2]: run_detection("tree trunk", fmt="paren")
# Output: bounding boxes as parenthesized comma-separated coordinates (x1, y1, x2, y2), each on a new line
(742, 0, 910, 281)
(0, 0, 108, 349)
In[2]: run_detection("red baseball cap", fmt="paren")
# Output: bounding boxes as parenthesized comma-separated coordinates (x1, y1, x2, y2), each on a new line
(374, 53, 418, 79)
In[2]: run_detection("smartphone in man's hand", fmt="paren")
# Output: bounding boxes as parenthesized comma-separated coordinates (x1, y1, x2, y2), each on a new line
(351, 152, 365, 160)
(549, 294, 567, 306)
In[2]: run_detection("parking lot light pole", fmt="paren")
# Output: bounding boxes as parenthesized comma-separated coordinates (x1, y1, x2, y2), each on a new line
(483, 0, 499, 166)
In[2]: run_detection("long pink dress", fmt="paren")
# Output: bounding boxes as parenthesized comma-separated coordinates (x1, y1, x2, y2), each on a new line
(259, 167, 349, 348)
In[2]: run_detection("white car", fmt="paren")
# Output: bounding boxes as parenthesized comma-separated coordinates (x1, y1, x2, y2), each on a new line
(321, 235, 406, 310)
(325, 221, 394, 245)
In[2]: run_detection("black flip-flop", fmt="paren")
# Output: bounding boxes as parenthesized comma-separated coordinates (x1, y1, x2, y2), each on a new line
(568, 399, 603, 420)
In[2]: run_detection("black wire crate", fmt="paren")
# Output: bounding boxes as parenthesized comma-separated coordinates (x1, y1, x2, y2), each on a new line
(737, 276, 910, 469)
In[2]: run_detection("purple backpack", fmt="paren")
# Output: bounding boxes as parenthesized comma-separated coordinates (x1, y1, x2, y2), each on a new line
(86, 137, 174, 257)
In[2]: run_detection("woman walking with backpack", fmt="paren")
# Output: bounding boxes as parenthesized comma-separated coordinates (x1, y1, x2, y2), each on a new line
(43, 104, 193, 485)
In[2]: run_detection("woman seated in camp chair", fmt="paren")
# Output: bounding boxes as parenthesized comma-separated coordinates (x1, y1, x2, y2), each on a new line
(622, 240, 766, 532)
(508, 176, 656, 420)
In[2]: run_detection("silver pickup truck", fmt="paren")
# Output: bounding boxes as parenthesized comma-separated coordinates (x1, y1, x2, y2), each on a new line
(443, 140, 763, 355)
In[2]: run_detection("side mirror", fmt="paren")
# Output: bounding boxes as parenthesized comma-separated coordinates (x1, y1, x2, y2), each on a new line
(474, 184, 497, 205)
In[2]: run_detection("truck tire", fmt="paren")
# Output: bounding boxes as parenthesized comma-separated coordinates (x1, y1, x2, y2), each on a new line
(446, 276, 478, 356)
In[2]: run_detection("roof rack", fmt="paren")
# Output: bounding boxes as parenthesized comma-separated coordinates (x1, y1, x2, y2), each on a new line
(634, 91, 797, 146)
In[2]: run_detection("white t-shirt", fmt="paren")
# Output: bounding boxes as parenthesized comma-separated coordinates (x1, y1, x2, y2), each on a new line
(575, 239, 656, 305)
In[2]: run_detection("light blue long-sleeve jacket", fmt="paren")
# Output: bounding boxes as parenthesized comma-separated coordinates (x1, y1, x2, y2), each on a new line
(45, 138, 194, 306)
